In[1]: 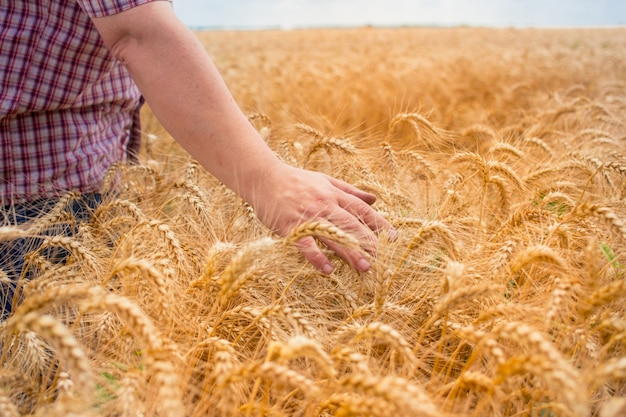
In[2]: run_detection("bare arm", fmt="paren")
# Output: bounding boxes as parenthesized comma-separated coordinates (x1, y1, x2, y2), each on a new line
(90, 1, 394, 273)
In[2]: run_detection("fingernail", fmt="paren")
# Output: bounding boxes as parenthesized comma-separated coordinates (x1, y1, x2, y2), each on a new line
(357, 258, 371, 272)
(322, 263, 334, 274)
(388, 227, 399, 241)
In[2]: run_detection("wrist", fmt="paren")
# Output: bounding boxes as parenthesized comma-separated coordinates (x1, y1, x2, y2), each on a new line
(235, 154, 287, 208)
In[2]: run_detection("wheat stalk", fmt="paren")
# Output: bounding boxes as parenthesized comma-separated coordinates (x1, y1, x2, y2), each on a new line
(268, 335, 336, 380)
(0, 393, 19, 417)
(221, 360, 321, 399)
(492, 321, 589, 416)
(510, 244, 567, 274)
(347, 321, 419, 370)
(217, 237, 277, 306)
(285, 221, 361, 251)
(35, 235, 99, 273)
(572, 203, 626, 244)
(4, 312, 94, 403)
(339, 372, 441, 417)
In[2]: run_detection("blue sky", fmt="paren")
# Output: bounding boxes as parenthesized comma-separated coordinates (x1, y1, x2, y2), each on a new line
(173, 0, 626, 29)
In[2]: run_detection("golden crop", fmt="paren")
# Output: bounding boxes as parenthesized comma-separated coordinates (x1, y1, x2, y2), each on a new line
(1, 27, 625, 417)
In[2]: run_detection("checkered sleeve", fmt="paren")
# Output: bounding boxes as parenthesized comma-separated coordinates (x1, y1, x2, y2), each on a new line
(76, 0, 173, 18)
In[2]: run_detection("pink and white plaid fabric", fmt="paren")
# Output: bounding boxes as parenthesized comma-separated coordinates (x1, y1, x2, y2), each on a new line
(0, 0, 170, 205)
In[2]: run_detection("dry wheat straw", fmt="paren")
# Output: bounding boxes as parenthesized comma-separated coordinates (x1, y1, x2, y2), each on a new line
(494, 355, 579, 416)
(544, 276, 576, 326)
(573, 203, 626, 244)
(217, 237, 276, 306)
(286, 221, 361, 251)
(524, 137, 555, 158)
(100, 161, 126, 192)
(260, 305, 316, 338)
(25, 191, 80, 234)
(219, 305, 273, 337)
(3, 27, 622, 417)
(137, 220, 187, 266)
(490, 239, 517, 270)
(441, 261, 464, 294)
(35, 235, 99, 272)
(0, 393, 19, 417)
(451, 152, 488, 178)
(107, 258, 173, 318)
(1, 330, 55, 387)
(524, 161, 594, 184)
(55, 371, 74, 402)
(81, 293, 182, 417)
(500, 208, 555, 232)
(308, 136, 358, 159)
(294, 123, 325, 140)
(380, 142, 399, 181)
(475, 303, 540, 324)
(268, 335, 336, 380)
(12, 284, 182, 417)
(116, 370, 144, 417)
(588, 357, 626, 389)
(602, 161, 626, 176)
(339, 373, 440, 417)
(500, 123, 526, 140)
(489, 175, 511, 211)
(174, 181, 214, 230)
(183, 160, 200, 183)
(454, 326, 506, 365)
(405, 220, 458, 258)
(374, 268, 391, 315)
(198, 338, 242, 416)
(222, 360, 321, 399)
(0, 268, 9, 285)
(347, 322, 419, 369)
(0, 226, 29, 241)
(486, 161, 525, 189)
(4, 312, 93, 402)
(598, 398, 626, 417)
(331, 346, 371, 376)
(110, 258, 168, 297)
(540, 191, 576, 209)
(510, 244, 567, 274)
(319, 392, 393, 417)
(91, 199, 146, 229)
(420, 282, 501, 340)
(386, 112, 447, 150)
(188, 242, 235, 294)
(580, 279, 626, 315)
(462, 124, 498, 149)
(396, 149, 436, 178)
(492, 321, 589, 416)
(576, 128, 617, 141)
(489, 142, 525, 160)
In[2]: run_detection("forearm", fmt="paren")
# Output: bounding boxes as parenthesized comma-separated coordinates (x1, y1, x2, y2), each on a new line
(92, 2, 282, 203)
(91, 2, 393, 274)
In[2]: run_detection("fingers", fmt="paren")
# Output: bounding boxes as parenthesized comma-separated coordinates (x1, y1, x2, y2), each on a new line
(329, 175, 397, 239)
(337, 190, 398, 242)
(294, 233, 372, 275)
(329, 177, 377, 205)
(320, 235, 372, 272)
(294, 236, 334, 274)
(298, 207, 379, 274)
(329, 206, 379, 256)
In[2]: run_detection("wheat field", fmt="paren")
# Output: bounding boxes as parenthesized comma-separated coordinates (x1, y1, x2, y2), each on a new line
(1, 27, 625, 417)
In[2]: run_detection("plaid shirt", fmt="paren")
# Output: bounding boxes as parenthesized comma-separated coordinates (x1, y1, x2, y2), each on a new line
(0, 0, 170, 205)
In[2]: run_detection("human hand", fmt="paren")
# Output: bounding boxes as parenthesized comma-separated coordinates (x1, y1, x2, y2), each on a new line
(247, 162, 396, 274)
